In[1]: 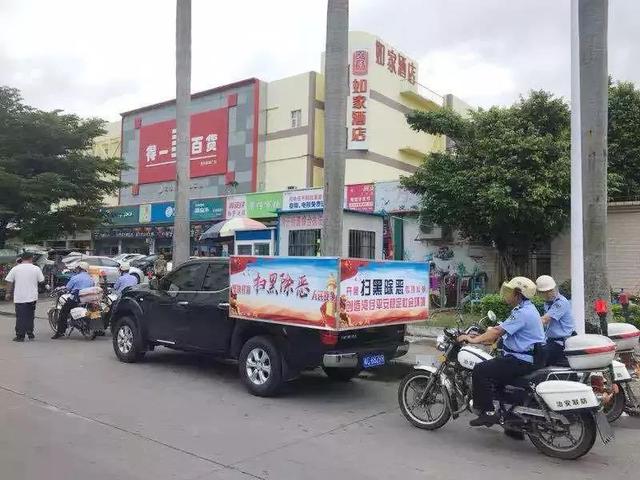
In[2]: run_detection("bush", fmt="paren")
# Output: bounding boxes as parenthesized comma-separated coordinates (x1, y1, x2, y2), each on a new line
(477, 293, 546, 324)
(611, 304, 640, 330)
(558, 279, 571, 299)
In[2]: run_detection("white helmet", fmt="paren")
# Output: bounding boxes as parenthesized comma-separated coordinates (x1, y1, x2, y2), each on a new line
(501, 276, 537, 300)
(78, 261, 90, 271)
(119, 262, 130, 272)
(536, 275, 557, 293)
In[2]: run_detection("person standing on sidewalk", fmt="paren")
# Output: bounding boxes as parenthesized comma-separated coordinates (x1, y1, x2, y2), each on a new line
(619, 288, 630, 320)
(4, 252, 45, 342)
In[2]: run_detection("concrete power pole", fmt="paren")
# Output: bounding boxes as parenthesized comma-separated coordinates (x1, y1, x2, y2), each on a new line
(321, 0, 349, 256)
(579, 0, 609, 331)
(173, 0, 192, 267)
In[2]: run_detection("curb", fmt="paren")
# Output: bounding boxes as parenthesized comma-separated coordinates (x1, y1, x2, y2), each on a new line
(406, 324, 443, 338)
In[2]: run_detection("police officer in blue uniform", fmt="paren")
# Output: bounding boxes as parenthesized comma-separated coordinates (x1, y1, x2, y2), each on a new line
(457, 277, 545, 427)
(52, 261, 96, 339)
(536, 275, 575, 366)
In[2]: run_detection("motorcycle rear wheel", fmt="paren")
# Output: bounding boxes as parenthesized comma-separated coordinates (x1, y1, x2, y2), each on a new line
(398, 370, 451, 430)
(528, 411, 597, 460)
(603, 388, 625, 423)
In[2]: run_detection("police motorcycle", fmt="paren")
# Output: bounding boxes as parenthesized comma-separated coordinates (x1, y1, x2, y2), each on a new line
(601, 322, 640, 419)
(47, 286, 117, 340)
(398, 311, 614, 460)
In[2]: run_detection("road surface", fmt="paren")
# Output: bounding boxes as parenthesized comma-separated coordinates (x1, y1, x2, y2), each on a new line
(0, 303, 638, 479)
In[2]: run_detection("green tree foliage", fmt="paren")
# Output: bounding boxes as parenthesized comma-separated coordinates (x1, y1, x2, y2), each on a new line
(609, 80, 640, 201)
(402, 91, 571, 277)
(0, 87, 126, 247)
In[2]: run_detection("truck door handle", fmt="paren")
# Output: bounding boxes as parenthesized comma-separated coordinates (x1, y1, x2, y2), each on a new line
(217, 302, 229, 309)
(177, 301, 189, 306)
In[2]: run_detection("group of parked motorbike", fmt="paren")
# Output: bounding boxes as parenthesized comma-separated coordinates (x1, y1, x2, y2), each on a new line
(398, 310, 640, 460)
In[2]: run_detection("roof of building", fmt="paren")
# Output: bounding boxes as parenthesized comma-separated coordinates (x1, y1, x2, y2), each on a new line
(120, 77, 260, 117)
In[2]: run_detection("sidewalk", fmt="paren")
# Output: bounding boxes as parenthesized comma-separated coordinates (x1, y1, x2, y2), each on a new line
(0, 298, 53, 320)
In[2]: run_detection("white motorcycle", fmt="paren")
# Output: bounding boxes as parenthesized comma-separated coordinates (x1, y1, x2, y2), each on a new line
(48, 286, 118, 339)
(398, 312, 614, 460)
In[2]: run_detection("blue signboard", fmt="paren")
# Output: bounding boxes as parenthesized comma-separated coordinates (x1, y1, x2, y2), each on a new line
(150, 202, 175, 223)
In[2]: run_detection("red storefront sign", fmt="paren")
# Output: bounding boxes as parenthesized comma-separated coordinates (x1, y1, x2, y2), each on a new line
(345, 183, 374, 212)
(138, 108, 229, 184)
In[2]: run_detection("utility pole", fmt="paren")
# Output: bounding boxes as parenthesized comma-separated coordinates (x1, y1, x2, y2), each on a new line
(321, 0, 349, 256)
(570, 0, 585, 333)
(578, 0, 609, 331)
(173, 0, 191, 267)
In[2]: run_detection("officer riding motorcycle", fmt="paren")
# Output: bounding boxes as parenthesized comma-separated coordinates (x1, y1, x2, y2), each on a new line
(457, 276, 545, 427)
(536, 275, 575, 366)
(51, 261, 96, 339)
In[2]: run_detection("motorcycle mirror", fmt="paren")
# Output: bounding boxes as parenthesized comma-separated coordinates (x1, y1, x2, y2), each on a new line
(487, 310, 497, 323)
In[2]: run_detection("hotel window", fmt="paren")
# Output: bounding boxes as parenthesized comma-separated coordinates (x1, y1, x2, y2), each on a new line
(291, 109, 302, 128)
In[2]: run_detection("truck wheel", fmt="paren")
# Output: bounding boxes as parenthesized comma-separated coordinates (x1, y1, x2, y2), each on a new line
(322, 367, 361, 381)
(112, 316, 145, 363)
(239, 336, 283, 397)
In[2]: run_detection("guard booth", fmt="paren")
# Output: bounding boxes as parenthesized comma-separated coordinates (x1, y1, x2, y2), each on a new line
(234, 228, 277, 256)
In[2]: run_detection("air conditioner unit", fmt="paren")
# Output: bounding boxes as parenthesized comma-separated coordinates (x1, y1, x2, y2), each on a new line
(416, 220, 443, 240)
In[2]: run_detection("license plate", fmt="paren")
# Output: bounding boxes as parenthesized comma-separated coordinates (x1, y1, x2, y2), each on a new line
(595, 411, 614, 444)
(362, 354, 385, 368)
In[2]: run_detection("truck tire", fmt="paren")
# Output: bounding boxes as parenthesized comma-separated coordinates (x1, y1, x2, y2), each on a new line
(112, 316, 145, 363)
(322, 367, 361, 381)
(239, 336, 283, 397)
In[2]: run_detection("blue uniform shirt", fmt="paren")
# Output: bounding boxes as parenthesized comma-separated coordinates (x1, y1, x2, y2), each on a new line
(544, 293, 574, 343)
(66, 271, 95, 293)
(499, 299, 546, 363)
(114, 273, 138, 293)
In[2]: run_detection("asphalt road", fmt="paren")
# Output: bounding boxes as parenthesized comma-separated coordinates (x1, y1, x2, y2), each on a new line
(1, 302, 639, 480)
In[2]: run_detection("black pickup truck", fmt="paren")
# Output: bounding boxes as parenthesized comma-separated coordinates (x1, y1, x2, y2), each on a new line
(108, 258, 409, 396)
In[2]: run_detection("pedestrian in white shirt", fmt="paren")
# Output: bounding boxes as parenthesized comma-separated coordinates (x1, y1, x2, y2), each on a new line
(5, 252, 45, 342)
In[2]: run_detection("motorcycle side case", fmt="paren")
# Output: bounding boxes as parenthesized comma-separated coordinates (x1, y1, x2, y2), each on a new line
(564, 334, 616, 370)
(612, 359, 632, 382)
(536, 380, 599, 411)
(70, 307, 88, 321)
(457, 346, 492, 370)
(607, 322, 640, 352)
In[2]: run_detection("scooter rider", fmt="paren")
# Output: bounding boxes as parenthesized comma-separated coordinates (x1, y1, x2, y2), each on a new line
(457, 277, 545, 427)
(51, 261, 96, 339)
(536, 275, 575, 366)
(113, 262, 138, 295)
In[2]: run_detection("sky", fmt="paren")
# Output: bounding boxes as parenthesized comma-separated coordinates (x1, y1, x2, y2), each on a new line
(1, 0, 638, 121)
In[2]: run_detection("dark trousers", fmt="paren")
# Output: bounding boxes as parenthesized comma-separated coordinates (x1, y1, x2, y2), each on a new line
(56, 298, 80, 335)
(622, 303, 630, 320)
(15, 302, 36, 338)
(472, 356, 536, 412)
(543, 341, 569, 367)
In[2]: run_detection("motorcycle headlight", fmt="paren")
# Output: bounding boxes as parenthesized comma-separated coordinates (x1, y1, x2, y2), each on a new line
(436, 334, 447, 351)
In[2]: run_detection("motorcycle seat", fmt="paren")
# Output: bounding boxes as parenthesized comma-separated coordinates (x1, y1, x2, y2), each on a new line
(505, 367, 578, 389)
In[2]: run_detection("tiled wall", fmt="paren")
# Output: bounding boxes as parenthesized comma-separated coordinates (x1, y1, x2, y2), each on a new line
(119, 82, 257, 205)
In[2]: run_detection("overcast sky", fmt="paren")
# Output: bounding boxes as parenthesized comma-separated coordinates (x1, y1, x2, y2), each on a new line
(1, 0, 638, 121)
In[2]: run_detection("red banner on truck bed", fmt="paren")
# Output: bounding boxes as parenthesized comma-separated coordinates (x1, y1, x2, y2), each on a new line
(138, 108, 229, 184)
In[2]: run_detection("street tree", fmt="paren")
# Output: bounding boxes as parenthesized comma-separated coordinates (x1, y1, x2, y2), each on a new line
(401, 91, 571, 277)
(0, 87, 126, 247)
(609, 79, 640, 201)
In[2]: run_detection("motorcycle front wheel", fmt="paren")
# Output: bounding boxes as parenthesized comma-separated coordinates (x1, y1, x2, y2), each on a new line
(398, 370, 451, 430)
(528, 411, 597, 460)
(47, 308, 59, 334)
